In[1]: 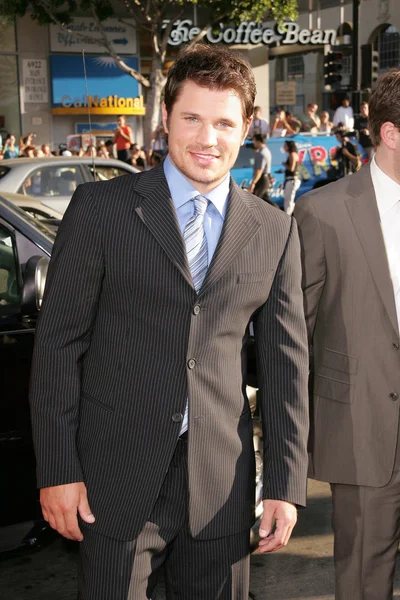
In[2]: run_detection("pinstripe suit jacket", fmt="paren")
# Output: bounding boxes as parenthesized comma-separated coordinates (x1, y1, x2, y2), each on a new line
(29, 164, 309, 541)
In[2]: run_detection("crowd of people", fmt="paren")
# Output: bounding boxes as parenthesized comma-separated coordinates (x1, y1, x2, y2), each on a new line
(0, 115, 165, 171)
(248, 97, 371, 215)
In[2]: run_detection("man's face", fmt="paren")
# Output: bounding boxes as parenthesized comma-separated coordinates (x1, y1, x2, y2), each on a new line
(320, 112, 328, 123)
(361, 104, 369, 117)
(343, 98, 350, 107)
(162, 80, 250, 194)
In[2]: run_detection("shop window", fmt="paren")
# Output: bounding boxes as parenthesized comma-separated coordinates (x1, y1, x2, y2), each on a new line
(287, 56, 305, 80)
(373, 24, 400, 73)
(0, 17, 16, 53)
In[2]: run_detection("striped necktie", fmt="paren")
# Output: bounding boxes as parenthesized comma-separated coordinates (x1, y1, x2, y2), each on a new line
(184, 195, 209, 292)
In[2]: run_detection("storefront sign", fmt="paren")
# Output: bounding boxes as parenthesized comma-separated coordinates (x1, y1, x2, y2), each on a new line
(276, 81, 297, 105)
(164, 20, 336, 47)
(50, 18, 137, 54)
(50, 55, 145, 116)
(22, 59, 48, 103)
(52, 95, 145, 115)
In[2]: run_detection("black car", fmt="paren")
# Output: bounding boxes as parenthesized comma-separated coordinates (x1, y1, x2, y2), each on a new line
(0, 194, 263, 555)
(0, 195, 53, 554)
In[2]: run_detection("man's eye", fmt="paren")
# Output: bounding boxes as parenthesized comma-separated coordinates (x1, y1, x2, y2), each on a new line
(218, 122, 230, 128)
(185, 117, 198, 122)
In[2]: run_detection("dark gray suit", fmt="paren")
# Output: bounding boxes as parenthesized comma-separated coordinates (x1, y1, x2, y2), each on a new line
(30, 164, 309, 597)
(295, 165, 400, 599)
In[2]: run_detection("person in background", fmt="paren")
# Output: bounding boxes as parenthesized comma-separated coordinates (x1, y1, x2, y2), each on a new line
(355, 101, 373, 159)
(19, 132, 36, 156)
(148, 152, 162, 168)
(319, 111, 333, 134)
(294, 69, 400, 600)
(270, 110, 288, 137)
(302, 103, 321, 133)
(104, 139, 115, 158)
(3, 134, 19, 159)
(22, 145, 36, 158)
(96, 141, 109, 158)
(332, 129, 361, 177)
(333, 95, 355, 131)
(41, 144, 52, 157)
(285, 111, 302, 134)
(113, 115, 134, 163)
(248, 133, 272, 202)
(129, 143, 145, 170)
(34, 147, 44, 158)
(283, 140, 301, 215)
(151, 123, 168, 155)
(247, 105, 270, 139)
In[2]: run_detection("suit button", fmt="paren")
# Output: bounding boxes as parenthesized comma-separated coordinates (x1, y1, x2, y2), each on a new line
(392, 342, 399, 350)
(187, 358, 196, 369)
(172, 413, 183, 423)
(193, 305, 201, 315)
(389, 392, 399, 401)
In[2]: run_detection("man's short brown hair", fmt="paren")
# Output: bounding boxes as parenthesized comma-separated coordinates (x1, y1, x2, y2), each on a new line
(368, 70, 400, 146)
(164, 44, 256, 124)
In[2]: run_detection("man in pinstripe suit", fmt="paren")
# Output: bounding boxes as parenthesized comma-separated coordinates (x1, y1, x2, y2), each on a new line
(30, 45, 309, 599)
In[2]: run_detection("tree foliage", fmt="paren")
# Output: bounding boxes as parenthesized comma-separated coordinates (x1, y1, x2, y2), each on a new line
(3, 0, 298, 145)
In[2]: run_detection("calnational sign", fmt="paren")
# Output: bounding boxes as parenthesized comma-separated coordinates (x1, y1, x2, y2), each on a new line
(164, 20, 336, 47)
(52, 95, 146, 115)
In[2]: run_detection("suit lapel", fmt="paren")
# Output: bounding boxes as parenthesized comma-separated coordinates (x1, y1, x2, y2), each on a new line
(133, 165, 194, 289)
(198, 179, 261, 298)
(345, 166, 399, 335)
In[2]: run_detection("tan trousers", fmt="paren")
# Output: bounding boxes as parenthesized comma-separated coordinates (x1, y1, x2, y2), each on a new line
(331, 431, 400, 599)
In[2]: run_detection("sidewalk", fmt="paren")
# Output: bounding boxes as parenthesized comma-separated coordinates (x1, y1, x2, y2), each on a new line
(1, 480, 400, 599)
(250, 480, 400, 599)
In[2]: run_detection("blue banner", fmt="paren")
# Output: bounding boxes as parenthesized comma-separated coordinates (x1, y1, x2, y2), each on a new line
(50, 55, 140, 107)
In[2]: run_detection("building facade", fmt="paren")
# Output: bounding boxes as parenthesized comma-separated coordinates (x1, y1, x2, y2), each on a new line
(0, 0, 399, 149)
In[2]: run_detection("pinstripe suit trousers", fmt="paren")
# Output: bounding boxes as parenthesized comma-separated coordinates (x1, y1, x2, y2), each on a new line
(78, 438, 250, 600)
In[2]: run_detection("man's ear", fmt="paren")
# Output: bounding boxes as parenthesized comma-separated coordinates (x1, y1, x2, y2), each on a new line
(162, 103, 169, 134)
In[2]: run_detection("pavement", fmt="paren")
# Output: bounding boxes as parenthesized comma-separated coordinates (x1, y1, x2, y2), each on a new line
(1, 480, 400, 600)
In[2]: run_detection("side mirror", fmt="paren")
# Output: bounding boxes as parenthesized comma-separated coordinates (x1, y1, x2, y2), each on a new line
(21, 256, 49, 314)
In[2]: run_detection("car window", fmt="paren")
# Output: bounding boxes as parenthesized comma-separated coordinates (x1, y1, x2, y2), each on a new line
(19, 165, 85, 197)
(88, 165, 131, 181)
(21, 207, 55, 222)
(0, 225, 20, 315)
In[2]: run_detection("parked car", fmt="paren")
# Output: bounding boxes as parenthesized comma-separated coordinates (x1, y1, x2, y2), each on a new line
(1, 191, 63, 232)
(231, 133, 368, 208)
(0, 157, 140, 214)
(0, 193, 262, 555)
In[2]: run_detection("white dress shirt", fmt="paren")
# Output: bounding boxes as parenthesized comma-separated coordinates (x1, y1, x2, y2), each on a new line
(333, 105, 354, 131)
(370, 156, 400, 333)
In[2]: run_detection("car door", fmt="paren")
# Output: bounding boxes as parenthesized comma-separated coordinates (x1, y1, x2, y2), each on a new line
(0, 218, 48, 526)
(18, 164, 86, 214)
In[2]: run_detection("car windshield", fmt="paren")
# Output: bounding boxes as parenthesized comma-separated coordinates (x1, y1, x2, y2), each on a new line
(0, 194, 56, 244)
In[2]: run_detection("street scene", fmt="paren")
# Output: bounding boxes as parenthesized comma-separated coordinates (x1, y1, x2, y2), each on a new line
(1, 0, 400, 598)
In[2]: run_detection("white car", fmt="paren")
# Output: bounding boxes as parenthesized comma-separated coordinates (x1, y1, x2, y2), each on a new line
(1, 191, 64, 225)
(0, 157, 140, 214)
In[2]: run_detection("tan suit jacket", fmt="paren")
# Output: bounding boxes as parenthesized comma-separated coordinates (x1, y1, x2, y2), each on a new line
(294, 165, 400, 487)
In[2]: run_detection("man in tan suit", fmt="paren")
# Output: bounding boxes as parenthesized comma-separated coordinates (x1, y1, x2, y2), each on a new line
(294, 70, 400, 599)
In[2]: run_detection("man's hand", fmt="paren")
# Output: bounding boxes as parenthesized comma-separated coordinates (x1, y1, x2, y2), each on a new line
(258, 499, 297, 553)
(40, 482, 95, 541)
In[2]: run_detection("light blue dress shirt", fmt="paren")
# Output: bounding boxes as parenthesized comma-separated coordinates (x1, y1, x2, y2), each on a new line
(163, 154, 230, 434)
(163, 155, 230, 265)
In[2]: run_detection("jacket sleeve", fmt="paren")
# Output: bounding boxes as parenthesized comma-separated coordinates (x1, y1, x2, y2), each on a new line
(29, 183, 104, 489)
(254, 217, 309, 507)
(294, 195, 327, 344)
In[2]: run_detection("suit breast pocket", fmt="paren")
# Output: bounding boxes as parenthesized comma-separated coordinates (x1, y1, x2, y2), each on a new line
(314, 374, 354, 404)
(236, 270, 274, 284)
